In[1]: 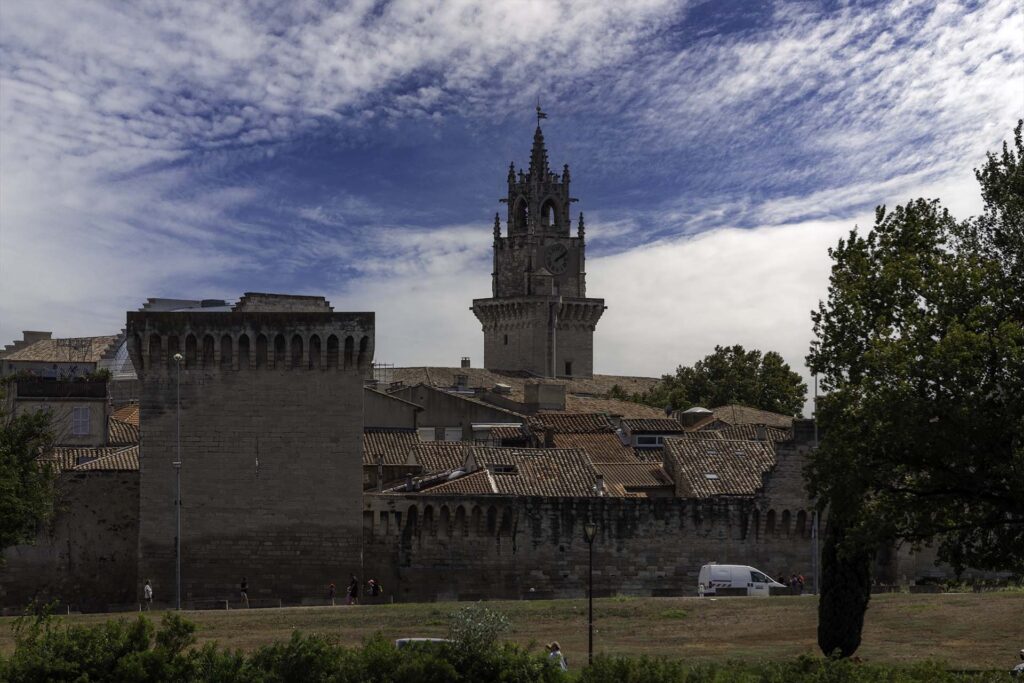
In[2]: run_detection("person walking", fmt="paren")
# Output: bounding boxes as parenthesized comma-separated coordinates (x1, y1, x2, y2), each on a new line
(368, 578, 383, 603)
(1012, 648, 1024, 677)
(240, 577, 249, 608)
(346, 574, 359, 605)
(328, 582, 337, 606)
(143, 580, 153, 611)
(546, 642, 568, 671)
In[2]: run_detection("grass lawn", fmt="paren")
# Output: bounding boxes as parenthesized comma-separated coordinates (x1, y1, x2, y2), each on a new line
(1, 592, 1021, 670)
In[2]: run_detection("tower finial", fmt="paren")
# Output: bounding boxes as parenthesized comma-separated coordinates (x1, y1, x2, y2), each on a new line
(536, 97, 547, 127)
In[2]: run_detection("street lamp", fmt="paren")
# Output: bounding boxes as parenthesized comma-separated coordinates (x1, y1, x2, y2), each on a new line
(583, 521, 597, 665)
(173, 352, 183, 610)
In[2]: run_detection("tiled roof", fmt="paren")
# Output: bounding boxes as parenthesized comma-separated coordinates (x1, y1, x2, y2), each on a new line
(596, 462, 673, 495)
(111, 404, 139, 426)
(73, 446, 139, 471)
(43, 446, 136, 472)
(419, 470, 497, 495)
(3, 336, 120, 363)
(464, 447, 600, 497)
(533, 413, 615, 434)
(408, 442, 467, 474)
(562, 395, 667, 419)
(489, 424, 532, 443)
(363, 429, 420, 465)
(107, 417, 139, 446)
(711, 405, 794, 429)
(664, 438, 775, 499)
(681, 424, 791, 443)
(621, 418, 686, 434)
(552, 433, 637, 463)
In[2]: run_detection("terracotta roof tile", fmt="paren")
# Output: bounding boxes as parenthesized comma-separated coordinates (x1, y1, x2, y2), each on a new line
(111, 404, 139, 426)
(3, 336, 120, 363)
(43, 446, 136, 472)
(551, 433, 636, 463)
(418, 470, 497, 495)
(533, 413, 615, 434)
(107, 417, 139, 446)
(408, 442, 467, 474)
(681, 424, 791, 443)
(664, 438, 775, 498)
(73, 446, 139, 471)
(363, 429, 420, 465)
(463, 447, 599, 497)
(562, 396, 667, 419)
(621, 418, 686, 433)
(595, 462, 673, 495)
(710, 404, 794, 429)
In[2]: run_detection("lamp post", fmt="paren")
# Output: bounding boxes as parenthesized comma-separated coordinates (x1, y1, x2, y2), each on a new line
(173, 352, 183, 610)
(582, 521, 597, 665)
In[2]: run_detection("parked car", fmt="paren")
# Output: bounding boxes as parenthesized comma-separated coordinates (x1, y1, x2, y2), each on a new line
(697, 563, 786, 597)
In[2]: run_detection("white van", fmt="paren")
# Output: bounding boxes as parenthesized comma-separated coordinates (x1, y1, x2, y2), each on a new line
(697, 563, 786, 597)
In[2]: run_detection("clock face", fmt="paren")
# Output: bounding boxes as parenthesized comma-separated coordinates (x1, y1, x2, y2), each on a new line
(544, 242, 569, 274)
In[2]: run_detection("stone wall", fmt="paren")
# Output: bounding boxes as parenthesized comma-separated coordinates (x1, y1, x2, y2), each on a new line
(0, 471, 139, 613)
(362, 491, 821, 603)
(128, 308, 372, 604)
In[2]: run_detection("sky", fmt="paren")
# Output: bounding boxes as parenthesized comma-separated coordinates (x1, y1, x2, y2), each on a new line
(1, 0, 1022, 405)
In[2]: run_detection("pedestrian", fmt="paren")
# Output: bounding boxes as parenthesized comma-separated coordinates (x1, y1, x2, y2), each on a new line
(143, 580, 153, 611)
(546, 641, 568, 671)
(347, 574, 359, 605)
(797, 574, 805, 595)
(328, 582, 336, 606)
(790, 574, 798, 593)
(1012, 648, 1024, 678)
(240, 577, 249, 608)
(368, 578, 383, 601)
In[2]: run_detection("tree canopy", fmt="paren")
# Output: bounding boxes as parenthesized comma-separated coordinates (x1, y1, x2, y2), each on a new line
(631, 345, 807, 416)
(0, 389, 56, 557)
(807, 122, 1024, 656)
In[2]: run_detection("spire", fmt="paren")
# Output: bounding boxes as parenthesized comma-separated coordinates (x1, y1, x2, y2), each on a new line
(577, 212, 585, 239)
(508, 162, 515, 184)
(529, 125, 549, 178)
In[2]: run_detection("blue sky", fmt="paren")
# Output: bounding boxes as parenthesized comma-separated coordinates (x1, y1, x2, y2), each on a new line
(1, 0, 1021, 392)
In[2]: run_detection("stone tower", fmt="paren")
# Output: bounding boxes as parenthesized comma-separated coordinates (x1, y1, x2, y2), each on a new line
(472, 117, 605, 378)
(127, 293, 373, 604)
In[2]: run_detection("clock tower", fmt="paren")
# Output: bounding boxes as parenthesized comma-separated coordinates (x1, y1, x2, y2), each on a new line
(472, 115, 606, 378)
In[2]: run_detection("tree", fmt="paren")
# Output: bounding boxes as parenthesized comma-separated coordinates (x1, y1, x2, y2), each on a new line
(640, 345, 806, 415)
(0, 389, 56, 557)
(806, 121, 1024, 657)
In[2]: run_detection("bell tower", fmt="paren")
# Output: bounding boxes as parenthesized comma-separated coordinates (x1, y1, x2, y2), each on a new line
(472, 110, 606, 378)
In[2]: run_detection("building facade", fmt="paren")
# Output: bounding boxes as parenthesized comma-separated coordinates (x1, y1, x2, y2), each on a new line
(472, 123, 605, 378)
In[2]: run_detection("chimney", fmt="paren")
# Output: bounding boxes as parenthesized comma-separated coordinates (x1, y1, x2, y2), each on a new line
(755, 425, 767, 441)
(460, 356, 471, 369)
(377, 456, 384, 493)
(405, 474, 414, 492)
(544, 427, 555, 448)
(594, 474, 605, 497)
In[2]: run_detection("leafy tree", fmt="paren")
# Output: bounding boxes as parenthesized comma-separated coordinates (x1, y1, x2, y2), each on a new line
(806, 121, 1024, 657)
(640, 345, 806, 415)
(0, 389, 56, 557)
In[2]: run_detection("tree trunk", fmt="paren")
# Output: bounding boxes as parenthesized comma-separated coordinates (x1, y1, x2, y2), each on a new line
(817, 517, 873, 658)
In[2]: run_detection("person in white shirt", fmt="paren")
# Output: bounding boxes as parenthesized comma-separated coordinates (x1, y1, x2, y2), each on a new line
(546, 642, 568, 671)
(143, 581, 153, 610)
(1012, 648, 1024, 677)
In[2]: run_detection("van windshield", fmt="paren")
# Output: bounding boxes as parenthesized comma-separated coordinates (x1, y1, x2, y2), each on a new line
(750, 570, 770, 583)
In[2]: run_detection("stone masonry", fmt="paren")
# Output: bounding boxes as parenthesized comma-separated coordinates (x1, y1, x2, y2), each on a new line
(127, 294, 373, 604)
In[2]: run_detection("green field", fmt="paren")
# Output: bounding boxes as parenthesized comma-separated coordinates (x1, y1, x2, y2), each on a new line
(2, 592, 1022, 670)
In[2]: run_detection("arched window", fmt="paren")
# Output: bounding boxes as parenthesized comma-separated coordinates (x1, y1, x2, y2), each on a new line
(486, 506, 497, 534)
(423, 505, 434, 535)
(237, 334, 250, 368)
(202, 335, 215, 367)
(344, 336, 354, 369)
(290, 334, 303, 368)
(471, 506, 482, 535)
(326, 335, 339, 369)
(499, 509, 513, 536)
(540, 198, 557, 229)
(796, 510, 808, 539)
(455, 506, 467, 536)
(440, 506, 451, 537)
(357, 336, 369, 367)
(166, 335, 180, 361)
(273, 334, 286, 366)
(132, 334, 143, 366)
(781, 510, 792, 537)
(766, 509, 777, 536)
(255, 334, 267, 368)
(751, 509, 761, 540)
(308, 334, 321, 370)
(185, 335, 198, 366)
(148, 334, 162, 365)
(220, 335, 233, 367)
(406, 505, 418, 533)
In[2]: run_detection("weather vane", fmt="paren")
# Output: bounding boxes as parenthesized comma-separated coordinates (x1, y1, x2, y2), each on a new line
(536, 96, 547, 126)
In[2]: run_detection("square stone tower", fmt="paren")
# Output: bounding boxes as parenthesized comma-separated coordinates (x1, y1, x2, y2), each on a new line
(127, 293, 373, 603)
(472, 116, 605, 378)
